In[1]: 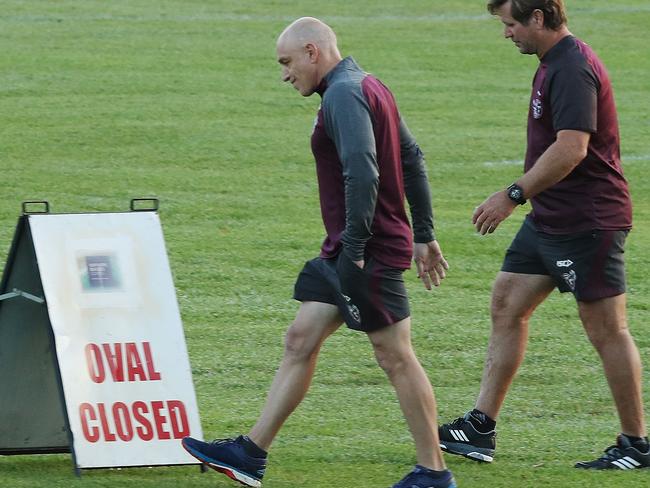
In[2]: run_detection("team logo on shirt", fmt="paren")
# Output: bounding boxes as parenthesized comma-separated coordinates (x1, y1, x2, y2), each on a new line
(532, 95, 543, 119)
(556, 259, 573, 267)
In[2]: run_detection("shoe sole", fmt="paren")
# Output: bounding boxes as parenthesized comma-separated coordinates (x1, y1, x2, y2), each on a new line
(575, 460, 650, 470)
(440, 441, 494, 463)
(181, 441, 263, 487)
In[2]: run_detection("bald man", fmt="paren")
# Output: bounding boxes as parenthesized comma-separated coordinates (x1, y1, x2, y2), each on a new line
(181, 17, 456, 488)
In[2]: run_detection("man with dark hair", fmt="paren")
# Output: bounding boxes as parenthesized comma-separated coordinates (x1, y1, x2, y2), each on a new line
(487, 0, 567, 30)
(181, 17, 456, 488)
(438, 0, 649, 470)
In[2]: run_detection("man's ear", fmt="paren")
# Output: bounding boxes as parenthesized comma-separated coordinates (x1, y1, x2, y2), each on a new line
(305, 42, 320, 63)
(531, 9, 545, 29)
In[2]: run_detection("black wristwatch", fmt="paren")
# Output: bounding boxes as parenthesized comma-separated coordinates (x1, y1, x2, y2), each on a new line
(506, 183, 526, 205)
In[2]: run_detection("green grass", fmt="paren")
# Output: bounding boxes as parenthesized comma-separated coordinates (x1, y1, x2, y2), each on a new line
(1, 0, 649, 486)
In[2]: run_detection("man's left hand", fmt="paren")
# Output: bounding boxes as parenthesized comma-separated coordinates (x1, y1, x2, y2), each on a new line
(414, 240, 449, 290)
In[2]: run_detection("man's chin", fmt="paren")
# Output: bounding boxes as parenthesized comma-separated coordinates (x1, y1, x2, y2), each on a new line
(514, 43, 536, 55)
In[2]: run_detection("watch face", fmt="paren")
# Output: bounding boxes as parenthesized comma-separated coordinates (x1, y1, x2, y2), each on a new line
(510, 188, 522, 199)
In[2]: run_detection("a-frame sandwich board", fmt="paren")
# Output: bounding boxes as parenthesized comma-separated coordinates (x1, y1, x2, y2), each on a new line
(0, 200, 203, 474)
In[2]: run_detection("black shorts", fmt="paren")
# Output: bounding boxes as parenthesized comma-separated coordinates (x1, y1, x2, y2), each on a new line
(293, 253, 410, 332)
(502, 217, 628, 301)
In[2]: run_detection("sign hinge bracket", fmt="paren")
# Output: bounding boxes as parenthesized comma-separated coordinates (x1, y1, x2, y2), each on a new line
(0, 288, 45, 304)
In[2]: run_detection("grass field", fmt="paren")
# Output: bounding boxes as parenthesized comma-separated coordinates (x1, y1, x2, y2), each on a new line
(1, 1, 649, 486)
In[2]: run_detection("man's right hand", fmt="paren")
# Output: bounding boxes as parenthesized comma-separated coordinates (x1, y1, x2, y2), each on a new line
(473, 190, 518, 235)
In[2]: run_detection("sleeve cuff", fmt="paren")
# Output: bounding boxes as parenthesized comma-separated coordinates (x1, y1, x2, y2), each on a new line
(414, 230, 435, 244)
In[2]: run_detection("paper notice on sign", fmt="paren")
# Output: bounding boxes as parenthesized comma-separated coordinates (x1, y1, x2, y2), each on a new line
(68, 237, 139, 309)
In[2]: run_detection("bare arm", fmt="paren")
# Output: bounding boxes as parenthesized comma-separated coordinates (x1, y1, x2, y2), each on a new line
(516, 129, 589, 199)
(473, 129, 590, 235)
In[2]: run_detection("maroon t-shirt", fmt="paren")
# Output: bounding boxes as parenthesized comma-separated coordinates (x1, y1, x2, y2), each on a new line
(311, 57, 434, 269)
(525, 36, 632, 233)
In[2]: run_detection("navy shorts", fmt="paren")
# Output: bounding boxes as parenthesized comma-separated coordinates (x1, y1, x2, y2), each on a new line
(502, 217, 628, 302)
(293, 253, 410, 332)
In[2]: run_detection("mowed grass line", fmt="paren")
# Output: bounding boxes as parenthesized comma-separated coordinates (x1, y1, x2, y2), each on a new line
(1, 1, 649, 487)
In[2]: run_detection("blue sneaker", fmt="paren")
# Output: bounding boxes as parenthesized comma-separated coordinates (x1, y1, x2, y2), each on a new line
(182, 435, 267, 487)
(392, 465, 457, 488)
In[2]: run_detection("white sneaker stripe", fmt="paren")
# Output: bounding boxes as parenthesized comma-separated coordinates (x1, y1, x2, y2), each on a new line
(449, 429, 470, 443)
(612, 459, 632, 470)
(624, 456, 641, 467)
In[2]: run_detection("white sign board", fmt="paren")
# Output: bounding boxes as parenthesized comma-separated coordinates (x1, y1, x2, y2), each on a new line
(28, 212, 202, 468)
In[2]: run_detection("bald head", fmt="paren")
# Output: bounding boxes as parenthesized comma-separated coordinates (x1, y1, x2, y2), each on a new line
(276, 17, 343, 97)
(277, 17, 339, 55)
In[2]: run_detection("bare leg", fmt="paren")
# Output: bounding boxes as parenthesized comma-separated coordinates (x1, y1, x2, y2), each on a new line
(248, 302, 342, 450)
(578, 294, 646, 437)
(368, 318, 446, 471)
(475, 272, 555, 419)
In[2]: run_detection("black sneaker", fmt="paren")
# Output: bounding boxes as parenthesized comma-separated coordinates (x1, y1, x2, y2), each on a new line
(392, 465, 457, 488)
(438, 412, 496, 463)
(575, 434, 650, 470)
(182, 435, 267, 487)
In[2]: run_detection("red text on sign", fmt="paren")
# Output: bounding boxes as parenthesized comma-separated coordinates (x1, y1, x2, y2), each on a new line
(79, 400, 190, 442)
(84, 342, 162, 383)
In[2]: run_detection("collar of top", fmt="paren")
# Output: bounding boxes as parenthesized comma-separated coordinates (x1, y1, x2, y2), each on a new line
(315, 56, 361, 97)
(540, 34, 574, 62)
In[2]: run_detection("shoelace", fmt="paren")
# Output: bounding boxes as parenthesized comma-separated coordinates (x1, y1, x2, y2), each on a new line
(448, 416, 468, 429)
(596, 445, 623, 464)
(398, 469, 446, 488)
(399, 472, 424, 488)
(206, 437, 267, 470)
(208, 437, 239, 447)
